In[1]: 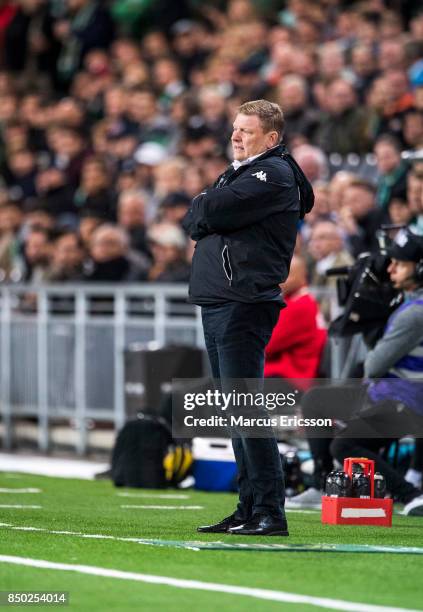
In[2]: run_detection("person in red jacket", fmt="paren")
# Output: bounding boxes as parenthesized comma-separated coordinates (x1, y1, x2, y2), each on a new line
(265, 254, 327, 389)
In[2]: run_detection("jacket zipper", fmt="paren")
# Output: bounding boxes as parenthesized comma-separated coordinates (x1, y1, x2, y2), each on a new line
(222, 244, 233, 286)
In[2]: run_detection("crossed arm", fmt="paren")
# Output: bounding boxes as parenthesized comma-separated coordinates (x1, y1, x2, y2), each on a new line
(182, 169, 292, 240)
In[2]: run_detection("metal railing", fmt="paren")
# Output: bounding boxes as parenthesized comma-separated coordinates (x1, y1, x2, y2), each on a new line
(0, 283, 356, 454)
(0, 284, 203, 453)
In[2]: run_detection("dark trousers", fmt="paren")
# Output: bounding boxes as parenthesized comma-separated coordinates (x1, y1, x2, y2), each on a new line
(302, 386, 422, 504)
(201, 301, 285, 520)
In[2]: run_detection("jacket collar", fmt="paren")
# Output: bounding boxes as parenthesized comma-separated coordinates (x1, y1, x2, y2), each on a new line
(232, 144, 285, 170)
(404, 286, 423, 302)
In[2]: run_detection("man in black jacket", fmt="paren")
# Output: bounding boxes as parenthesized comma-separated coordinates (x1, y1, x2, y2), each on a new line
(183, 100, 301, 536)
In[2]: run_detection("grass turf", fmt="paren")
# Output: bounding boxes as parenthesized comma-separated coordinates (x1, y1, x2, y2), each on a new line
(0, 472, 423, 611)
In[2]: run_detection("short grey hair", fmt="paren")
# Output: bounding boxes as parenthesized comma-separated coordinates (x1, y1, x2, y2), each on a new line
(118, 189, 149, 208)
(238, 99, 285, 140)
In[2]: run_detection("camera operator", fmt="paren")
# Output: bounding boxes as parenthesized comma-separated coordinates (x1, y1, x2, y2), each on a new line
(331, 230, 423, 515)
(287, 230, 423, 512)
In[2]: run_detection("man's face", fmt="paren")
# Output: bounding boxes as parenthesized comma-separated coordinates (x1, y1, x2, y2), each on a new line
(150, 242, 180, 265)
(54, 234, 83, 271)
(0, 206, 22, 233)
(388, 201, 412, 226)
(388, 259, 417, 290)
(375, 143, 400, 175)
(231, 113, 277, 161)
(278, 82, 305, 113)
(82, 162, 107, 193)
(352, 46, 373, 76)
(327, 82, 354, 115)
(407, 173, 423, 214)
(129, 92, 156, 122)
(309, 223, 342, 260)
(90, 229, 125, 263)
(342, 186, 374, 219)
(118, 198, 145, 228)
(25, 232, 50, 265)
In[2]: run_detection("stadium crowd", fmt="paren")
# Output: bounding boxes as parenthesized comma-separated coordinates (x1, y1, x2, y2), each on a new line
(0, 0, 422, 293)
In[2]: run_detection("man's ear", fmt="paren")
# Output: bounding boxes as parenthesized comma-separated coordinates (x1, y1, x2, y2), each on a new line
(266, 131, 279, 148)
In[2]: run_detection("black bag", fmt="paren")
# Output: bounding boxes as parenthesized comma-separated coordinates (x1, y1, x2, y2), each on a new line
(111, 414, 193, 488)
(111, 415, 172, 488)
(281, 148, 315, 219)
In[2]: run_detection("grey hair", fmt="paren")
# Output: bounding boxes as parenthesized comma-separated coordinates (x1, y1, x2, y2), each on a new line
(92, 223, 130, 250)
(118, 189, 149, 208)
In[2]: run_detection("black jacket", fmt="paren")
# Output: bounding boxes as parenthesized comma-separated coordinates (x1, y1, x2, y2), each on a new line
(182, 145, 300, 305)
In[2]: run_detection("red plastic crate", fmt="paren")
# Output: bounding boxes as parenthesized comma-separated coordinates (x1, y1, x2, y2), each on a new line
(321, 457, 393, 527)
(322, 495, 393, 526)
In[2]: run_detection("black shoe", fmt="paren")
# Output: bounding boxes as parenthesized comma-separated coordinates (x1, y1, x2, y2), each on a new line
(228, 514, 289, 536)
(197, 513, 247, 533)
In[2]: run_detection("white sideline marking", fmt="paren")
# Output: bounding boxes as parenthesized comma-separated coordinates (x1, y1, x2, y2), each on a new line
(117, 493, 190, 500)
(121, 505, 204, 510)
(0, 488, 41, 493)
(0, 505, 42, 509)
(0, 522, 159, 543)
(0, 453, 108, 480)
(341, 509, 386, 519)
(0, 555, 419, 612)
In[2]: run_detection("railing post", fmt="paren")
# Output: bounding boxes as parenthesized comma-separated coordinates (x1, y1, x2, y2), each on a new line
(74, 289, 87, 455)
(114, 291, 126, 433)
(37, 289, 49, 451)
(1, 287, 12, 449)
(154, 290, 167, 346)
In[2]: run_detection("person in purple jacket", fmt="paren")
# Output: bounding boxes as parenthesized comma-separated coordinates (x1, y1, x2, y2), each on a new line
(331, 230, 423, 515)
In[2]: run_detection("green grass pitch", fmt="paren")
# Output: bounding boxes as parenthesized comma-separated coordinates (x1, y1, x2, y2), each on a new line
(0, 472, 423, 611)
